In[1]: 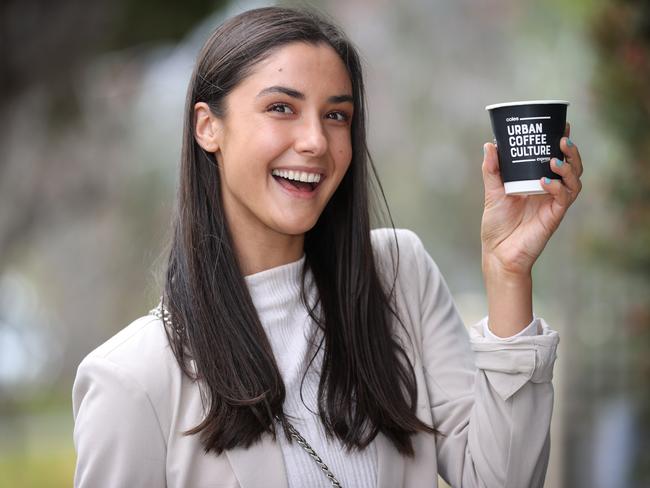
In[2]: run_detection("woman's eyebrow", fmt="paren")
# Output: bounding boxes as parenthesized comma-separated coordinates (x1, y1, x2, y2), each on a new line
(256, 85, 353, 104)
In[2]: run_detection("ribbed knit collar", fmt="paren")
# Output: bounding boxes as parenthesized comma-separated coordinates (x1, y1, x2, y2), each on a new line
(244, 254, 308, 316)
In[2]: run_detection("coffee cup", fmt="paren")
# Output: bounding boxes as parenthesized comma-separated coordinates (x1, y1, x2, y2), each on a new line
(485, 100, 569, 195)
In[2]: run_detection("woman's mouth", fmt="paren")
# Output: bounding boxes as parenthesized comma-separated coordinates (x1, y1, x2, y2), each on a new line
(271, 168, 324, 198)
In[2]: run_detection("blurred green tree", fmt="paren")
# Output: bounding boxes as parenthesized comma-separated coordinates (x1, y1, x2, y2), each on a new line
(590, 0, 650, 484)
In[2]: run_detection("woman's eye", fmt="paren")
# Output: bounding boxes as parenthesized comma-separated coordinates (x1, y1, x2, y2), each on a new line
(268, 103, 294, 114)
(327, 111, 350, 122)
(267, 104, 350, 122)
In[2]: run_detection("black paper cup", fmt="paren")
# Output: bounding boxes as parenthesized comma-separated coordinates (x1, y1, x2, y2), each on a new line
(486, 100, 569, 195)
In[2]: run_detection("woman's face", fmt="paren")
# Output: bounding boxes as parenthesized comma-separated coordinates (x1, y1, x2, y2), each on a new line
(208, 42, 354, 245)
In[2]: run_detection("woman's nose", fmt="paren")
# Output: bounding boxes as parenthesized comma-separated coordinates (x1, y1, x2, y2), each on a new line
(293, 115, 328, 157)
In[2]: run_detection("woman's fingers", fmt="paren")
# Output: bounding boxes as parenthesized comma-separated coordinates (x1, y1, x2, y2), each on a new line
(550, 156, 582, 200)
(538, 122, 582, 219)
(482, 142, 504, 196)
(560, 134, 583, 177)
(541, 176, 573, 217)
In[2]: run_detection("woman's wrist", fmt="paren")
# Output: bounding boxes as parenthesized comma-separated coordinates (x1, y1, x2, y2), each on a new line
(482, 254, 534, 337)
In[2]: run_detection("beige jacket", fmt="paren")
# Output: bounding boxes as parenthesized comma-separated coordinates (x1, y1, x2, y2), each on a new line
(72, 228, 560, 487)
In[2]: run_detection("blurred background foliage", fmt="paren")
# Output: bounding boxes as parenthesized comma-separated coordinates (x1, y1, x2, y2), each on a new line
(590, 0, 650, 483)
(0, 0, 648, 486)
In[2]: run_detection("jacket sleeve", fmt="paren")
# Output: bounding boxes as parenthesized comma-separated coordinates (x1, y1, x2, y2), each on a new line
(72, 355, 167, 487)
(409, 232, 560, 488)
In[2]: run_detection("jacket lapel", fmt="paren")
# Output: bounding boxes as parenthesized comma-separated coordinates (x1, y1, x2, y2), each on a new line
(225, 431, 288, 488)
(376, 431, 405, 488)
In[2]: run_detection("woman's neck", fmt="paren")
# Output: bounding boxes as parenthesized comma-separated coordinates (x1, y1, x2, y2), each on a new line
(234, 231, 305, 277)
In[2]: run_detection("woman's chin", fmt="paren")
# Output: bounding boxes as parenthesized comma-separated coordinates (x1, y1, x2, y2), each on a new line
(273, 218, 318, 237)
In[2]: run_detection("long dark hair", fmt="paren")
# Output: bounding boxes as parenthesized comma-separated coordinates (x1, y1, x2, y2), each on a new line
(162, 6, 436, 457)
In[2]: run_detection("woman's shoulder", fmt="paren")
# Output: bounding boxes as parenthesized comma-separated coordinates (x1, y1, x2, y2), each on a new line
(82, 313, 170, 366)
(74, 312, 180, 403)
(369, 227, 443, 301)
(370, 227, 424, 251)
(71, 313, 185, 472)
(370, 227, 432, 274)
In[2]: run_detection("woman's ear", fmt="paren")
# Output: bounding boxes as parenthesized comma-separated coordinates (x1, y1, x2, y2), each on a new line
(194, 102, 222, 153)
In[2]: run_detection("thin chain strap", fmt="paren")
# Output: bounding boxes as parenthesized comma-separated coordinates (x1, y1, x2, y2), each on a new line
(274, 414, 344, 488)
(148, 300, 344, 488)
(149, 298, 178, 332)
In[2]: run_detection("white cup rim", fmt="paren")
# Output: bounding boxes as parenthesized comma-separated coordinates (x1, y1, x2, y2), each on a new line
(485, 100, 570, 111)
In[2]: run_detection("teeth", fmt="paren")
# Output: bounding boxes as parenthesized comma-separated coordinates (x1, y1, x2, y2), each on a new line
(271, 169, 322, 183)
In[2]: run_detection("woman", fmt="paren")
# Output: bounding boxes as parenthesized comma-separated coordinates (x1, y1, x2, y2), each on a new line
(72, 6, 583, 488)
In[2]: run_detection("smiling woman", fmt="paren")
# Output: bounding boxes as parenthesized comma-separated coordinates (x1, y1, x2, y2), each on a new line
(71, 5, 578, 488)
(191, 41, 354, 271)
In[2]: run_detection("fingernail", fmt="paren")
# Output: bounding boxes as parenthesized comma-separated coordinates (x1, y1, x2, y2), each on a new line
(555, 159, 564, 167)
(483, 144, 487, 156)
(566, 138, 573, 147)
(544, 177, 552, 185)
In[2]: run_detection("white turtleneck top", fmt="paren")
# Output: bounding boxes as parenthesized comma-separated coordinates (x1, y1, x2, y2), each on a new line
(244, 253, 378, 488)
